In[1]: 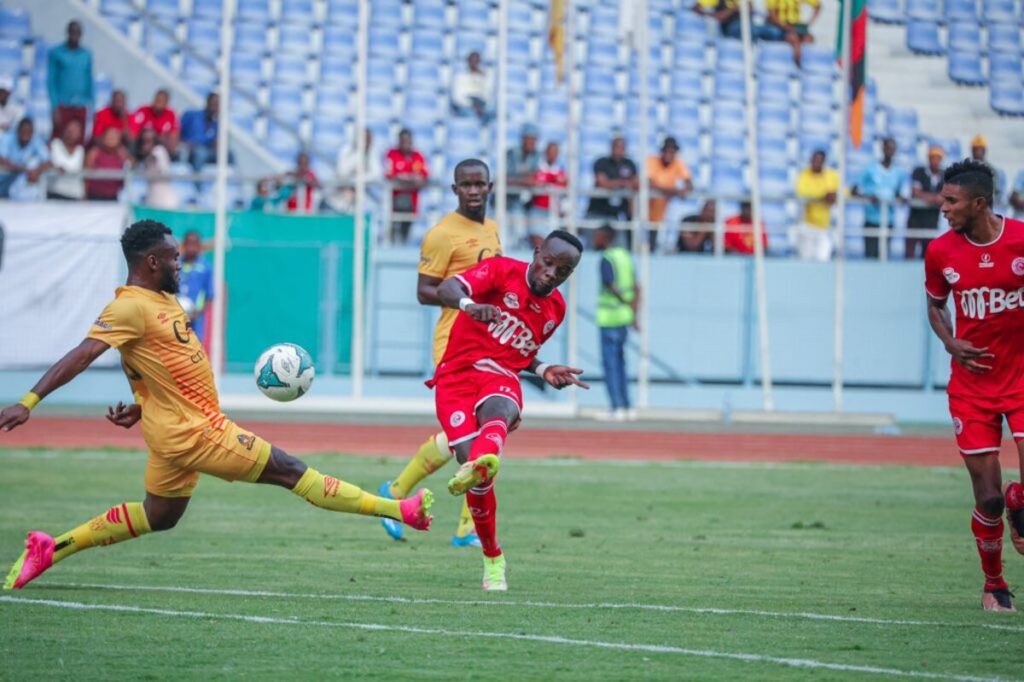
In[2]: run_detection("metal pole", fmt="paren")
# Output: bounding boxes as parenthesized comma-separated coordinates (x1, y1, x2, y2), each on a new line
(636, 0, 651, 409)
(565, 0, 580, 415)
(351, 0, 369, 397)
(496, 0, 509, 247)
(740, 1, 774, 410)
(210, 0, 235, 383)
(834, 0, 853, 412)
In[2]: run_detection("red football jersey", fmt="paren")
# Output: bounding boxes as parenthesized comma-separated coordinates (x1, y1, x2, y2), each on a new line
(925, 217, 1024, 399)
(435, 256, 566, 379)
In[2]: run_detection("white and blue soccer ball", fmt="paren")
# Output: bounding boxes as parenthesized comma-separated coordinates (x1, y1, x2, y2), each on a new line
(254, 343, 315, 402)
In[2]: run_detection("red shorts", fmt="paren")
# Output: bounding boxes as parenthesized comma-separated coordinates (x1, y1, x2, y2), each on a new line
(431, 368, 523, 449)
(949, 393, 1024, 456)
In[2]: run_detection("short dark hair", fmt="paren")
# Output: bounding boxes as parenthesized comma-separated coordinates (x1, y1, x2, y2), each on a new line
(943, 158, 994, 207)
(545, 229, 584, 254)
(597, 223, 616, 239)
(121, 219, 172, 266)
(453, 158, 490, 181)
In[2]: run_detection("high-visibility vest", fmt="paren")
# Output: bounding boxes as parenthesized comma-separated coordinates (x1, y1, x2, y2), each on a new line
(596, 247, 635, 328)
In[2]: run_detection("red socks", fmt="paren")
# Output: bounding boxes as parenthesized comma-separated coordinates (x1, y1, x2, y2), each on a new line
(467, 482, 501, 558)
(972, 508, 1007, 591)
(468, 419, 508, 462)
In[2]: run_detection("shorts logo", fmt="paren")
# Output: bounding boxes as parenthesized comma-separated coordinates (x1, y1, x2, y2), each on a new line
(953, 417, 964, 436)
(450, 411, 466, 427)
(237, 433, 256, 450)
(979, 253, 994, 269)
(543, 320, 555, 335)
(1012, 258, 1024, 276)
(942, 267, 960, 284)
(503, 292, 520, 309)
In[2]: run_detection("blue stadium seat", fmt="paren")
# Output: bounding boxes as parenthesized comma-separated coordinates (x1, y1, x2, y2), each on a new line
(231, 53, 263, 89)
(713, 102, 746, 135)
(266, 123, 301, 160)
(410, 31, 445, 58)
(507, 32, 532, 64)
(907, 20, 944, 55)
(146, 26, 180, 61)
(369, 30, 401, 58)
(800, 74, 833, 105)
(945, 0, 978, 21)
(675, 8, 709, 42)
(188, 20, 219, 52)
(588, 5, 619, 38)
(414, 0, 448, 29)
(758, 42, 795, 76)
(319, 54, 355, 89)
(233, 22, 268, 54)
(100, 0, 137, 18)
(371, 0, 405, 29)
(405, 91, 441, 124)
(584, 65, 618, 96)
(989, 25, 1022, 54)
(279, 0, 315, 25)
(183, 54, 218, 90)
(990, 51, 1023, 81)
(625, 98, 659, 127)
(457, 3, 491, 29)
(905, 0, 941, 20)
(930, 137, 962, 159)
(0, 39, 23, 75)
(269, 85, 305, 118)
(587, 37, 620, 68)
(758, 73, 792, 105)
(947, 21, 981, 55)
(322, 26, 356, 57)
(327, 0, 359, 29)
(540, 97, 571, 128)
(315, 86, 349, 116)
(456, 34, 488, 61)
(799, 132, 833, 161)
(668, 98, 701, 130)
(757, 138, 790, 169)
(758, 107, 791, 136)
(0, 8, 30, 41)
(982, 0, 1017, 22)
(713, 132, 747, 162)
(146, 0, 180, 22)
(407, 61, 441, 91)
(868, 0, 905, 24)
(366, 87, 394, 121)
(991, 81, 1024, 115)
(367, 57, 396, 89)
(312, 119, 346, 154)
(800, 105, 833, 135)
(710, 163, 746, 197)
(886, 106, 919, 144)
(801, 45, 838, 76)
(628, 66, 661, 96)
(759, 170, 790, 200)
(674, 42, 705, 71)
(191, 0, 222, 21)
(714, 71, 746, 101)
(278, 24, 311, 55)
(716, 39, 745, 73)
(507, 3, 536, 33)
(237, 0, 271, 25)
(949, 51, 986, 84)
(274, 54, 309, 84)
(507, 62, 532, 96)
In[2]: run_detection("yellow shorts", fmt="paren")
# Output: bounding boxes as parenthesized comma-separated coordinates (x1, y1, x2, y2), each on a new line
(144, 420, 272, 498)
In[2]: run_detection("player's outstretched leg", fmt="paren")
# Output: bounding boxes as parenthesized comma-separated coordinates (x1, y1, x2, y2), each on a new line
(258, 446, 433, 531)
(4, 496, 187, 590)
(1003, 480, 1024, 556)
(965, 456, 1015, 611)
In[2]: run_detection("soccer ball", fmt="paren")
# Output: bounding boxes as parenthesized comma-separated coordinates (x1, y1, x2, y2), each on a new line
(254, 343, 315, 402)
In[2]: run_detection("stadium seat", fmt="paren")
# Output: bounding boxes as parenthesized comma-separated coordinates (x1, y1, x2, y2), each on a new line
(369, 31, 401, 58)
(233, 22, 268, 54)
(710, 163, 746, 197)
(758, 42, 796, 76)
(668, 98, 702, 131)
(674, 41, 705, 71)
(456, 33, 489, 61)
(414, 0, 447, 29)
(675, 8, 710, 42)
(758, 73, 792, 105)
(315, 85, 349, 116)
(146, 0, 180, 23)
(991, 81, 1024, 115)
(758, 106, 791, 136)
(868, 0, 905, 24)
(507, 32, 533, 64)
(989, 25, 1022, 54)
(230, 95, 259, 128)
(269, 85, 305, 118)
(507, 2, 536, 33)
(146, 26, 180, 62)
(410, 31, 445, 58)
(945, 0, 979, 21)
(982, 0, 1017, 22)
(713, 102, 746, 135)
(405, 91, 441, 124)
(367, 57, 396, 89)
(279, 0, 315, 25)
(716, 39, 745, 73)
(507, 62, 532, 96)
(366, 87, 394, 121)
(183, 54, 218, 90)
(457, 3, 491, 30)
(905, 0, 941, 21)
(949, 51, 987, 85)
(0, 8, 30, 41)
(237, 0, 271, 25)
(584, 65, 618, 97)
(989, 51, 1023, 81)
(947, 21, 982, 55)
(277, 24, 312, 56)
(0, 39, 24, 75)
(326, 0, 358, 28)
(906, 20, 944, 55)
(757, 137, 790, 169)
(628, 66, 661, 97)
(800, 105, 833, 135)
(274, 54, 309, 84)
(319, 53, 355, 89)
(266, 123, 301, 159)
(714, 71, 746, 102)
(100, 0, 137, 18)
(801, 46, 838, 76)
(541, 97, 572, 128)
(713, 132, 747, 163)
(191, 0, 222, 21)
(371, 0, 405, 28)
(188, 20, 219, 53)
(406, 61, 442, 92)
(588, 5, 619, 38)
(322, 26, 356, 57)
(800, 74, 834, 106)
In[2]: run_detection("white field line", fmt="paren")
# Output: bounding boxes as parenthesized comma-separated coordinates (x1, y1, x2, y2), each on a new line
(49, 582, 1024, 635)
(0, 595, 1008, 682)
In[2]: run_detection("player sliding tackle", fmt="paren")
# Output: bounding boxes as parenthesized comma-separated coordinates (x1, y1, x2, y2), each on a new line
(426, 230, 588, 590)
(1, 219, 433, 590)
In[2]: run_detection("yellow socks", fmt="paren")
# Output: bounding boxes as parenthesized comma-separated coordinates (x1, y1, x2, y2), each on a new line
(391, 432, 451, 498)
(52, 502, 153, 564)
(454, 498, 475, 538)
(293, 467, 401, 521)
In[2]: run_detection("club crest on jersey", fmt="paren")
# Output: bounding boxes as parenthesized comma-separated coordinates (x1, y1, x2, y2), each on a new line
(979, 253, 994, 268)
(503, 292, 520, 309)
(942, 267, 960, 284)
(1013, 257, 1024, 276)
(529, 302, 542, 313)
(450, 411, 466, 427)
(952, 417, 963, 436)
(544, 320, 555, 335)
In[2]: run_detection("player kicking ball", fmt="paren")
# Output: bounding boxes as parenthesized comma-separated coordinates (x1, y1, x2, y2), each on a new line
(427, 230, 588, 590)
(925, 160, 1024, 612)
(1, 220, 433, 590)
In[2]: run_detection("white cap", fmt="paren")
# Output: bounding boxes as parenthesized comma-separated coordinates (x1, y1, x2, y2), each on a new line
(0, 76, 12, 92)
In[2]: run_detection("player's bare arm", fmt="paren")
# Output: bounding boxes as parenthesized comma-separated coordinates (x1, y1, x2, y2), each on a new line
(416, 273, 444, 306)
(527, 357, 590, 391)
(926, 295, 993, 374)
(436, 277, 501, 322)
(0, 337, 111, 432)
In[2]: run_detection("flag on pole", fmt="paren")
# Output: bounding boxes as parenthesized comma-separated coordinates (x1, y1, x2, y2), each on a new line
(547, 0, 566, 83)
(838, 0, 867, 148)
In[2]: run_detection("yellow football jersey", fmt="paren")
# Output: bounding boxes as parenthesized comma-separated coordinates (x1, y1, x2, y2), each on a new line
(87, 286, 224, 454)
(418, 211, 502, 365)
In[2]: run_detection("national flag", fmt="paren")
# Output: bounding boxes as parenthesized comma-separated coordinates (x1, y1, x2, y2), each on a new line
(547, 0, 566, 83)
(837, 0, 868, 148)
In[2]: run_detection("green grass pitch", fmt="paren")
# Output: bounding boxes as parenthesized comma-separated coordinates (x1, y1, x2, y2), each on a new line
(0, 448, 1021, 680)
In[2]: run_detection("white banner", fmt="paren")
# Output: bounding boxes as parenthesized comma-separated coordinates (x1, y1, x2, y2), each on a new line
(0, 201, 128, 369)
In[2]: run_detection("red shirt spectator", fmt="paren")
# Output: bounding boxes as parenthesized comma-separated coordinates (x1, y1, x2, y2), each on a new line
(723, 204, 769, 255)
(92, 89, 132, 144)
(285, 151, 320, 212)
(385, 130, 429, 215)
(130, 89, 180, 155)
(531, 142, 567, 211)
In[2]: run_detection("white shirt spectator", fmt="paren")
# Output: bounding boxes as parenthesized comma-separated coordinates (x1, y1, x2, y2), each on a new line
(48, 137, 85, 199)
(329, 139, 383, 212)
(451, 70, 490, 111)
(0, 99, 23, 135)
(142, 144, 179, 209)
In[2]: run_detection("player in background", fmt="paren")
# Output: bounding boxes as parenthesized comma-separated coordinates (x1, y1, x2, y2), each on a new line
(1, 220, 433, 590)
(430, 231, 588, 590)
(377, 159, 502, 548)
(925, 160, 1024, 612)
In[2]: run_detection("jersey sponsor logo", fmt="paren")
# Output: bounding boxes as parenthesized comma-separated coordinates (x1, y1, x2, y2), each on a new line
(450, 410, 466, 427)
(503, 292, 520, 309)
(979, 253, 994, 269)
(544, 320, 555, 335)
(93, 318, 112, 330)
(1013, 258, 1024, 276)
(957, 286, 1024, 319)
(942, 267, 960, 284)
(237, 433, 256, 450)
(953, 416, 964, 435)
(487, 310, 540, 357)
(477, 248, 501, 262)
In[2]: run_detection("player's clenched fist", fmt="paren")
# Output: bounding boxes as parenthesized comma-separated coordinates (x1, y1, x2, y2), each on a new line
(465, 303, 502, 322)
(0, 404, 30, 432)
(106, 401, 142, 429)
(946, 339, 994, 374)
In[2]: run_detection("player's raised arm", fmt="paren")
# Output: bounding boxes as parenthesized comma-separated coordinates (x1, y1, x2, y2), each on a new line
(437, 276, 500, 322)
(0, 337, 111, 432)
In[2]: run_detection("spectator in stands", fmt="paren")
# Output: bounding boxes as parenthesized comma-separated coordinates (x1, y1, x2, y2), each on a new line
(134, 127, 179, 210)
(47, 118, 85, 201)
(251, 177, 285, 212)
(384, 128, 429, 244)
(852, 137, 906, 259)
(330, 128, 382, 213)
(693, 0, 742, 39)
(970, 134, 1007, 210)
(678, 200, 715, 253)
(92, 89, 133, 147)
(178, 230, 214, 346)
(506, 123, 541, 243)
(0, 117, 51, 199)
(905, 145, 945, 260)
(181, 92, 223, 173)
(84, 126, 130, 201)
(450, 51, 491, 123)
(283, 150, 320, 213)
(794, 149, 838, 261)
(586, 133, 639, 245)
(724, 201, 768, 255)
(131, 89, 180, 158)
(47, 20, 93, 141)
(593, 224, 639, 422)
(528, 141, 568, 248)
(763, 0, 820, 66)
(646, 136, 693, 252)
(0, 77, 24, 135)
(1011, 168, 1024, 220)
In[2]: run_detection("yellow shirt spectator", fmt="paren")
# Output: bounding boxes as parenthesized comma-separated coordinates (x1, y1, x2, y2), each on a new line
(766, 0, 820, 26)
(796, 166, 840, 230)
(646, 150, 691, 224)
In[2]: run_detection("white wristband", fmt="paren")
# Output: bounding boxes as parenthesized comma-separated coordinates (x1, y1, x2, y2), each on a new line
(458, 297, 475, 311)
(534, 363, 551, 378)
